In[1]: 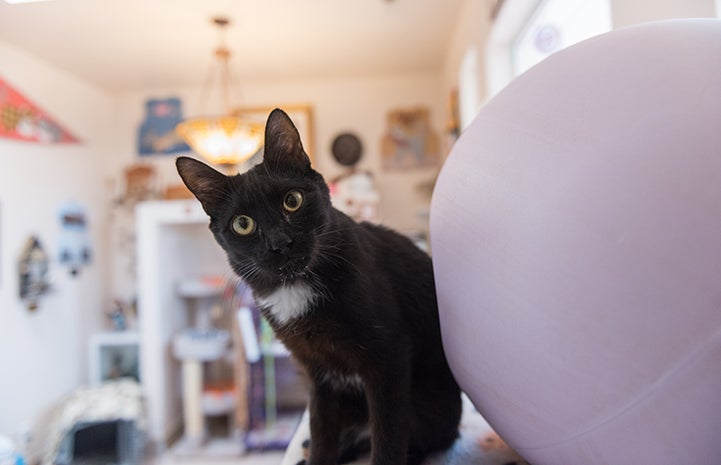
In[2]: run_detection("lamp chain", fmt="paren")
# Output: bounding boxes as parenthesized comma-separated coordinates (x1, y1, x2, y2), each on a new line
(197, 17, 234, 116)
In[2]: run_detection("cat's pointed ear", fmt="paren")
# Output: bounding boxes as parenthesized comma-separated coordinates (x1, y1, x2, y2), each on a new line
(263, 108, 311, 172)
(176, 156, 228, 216)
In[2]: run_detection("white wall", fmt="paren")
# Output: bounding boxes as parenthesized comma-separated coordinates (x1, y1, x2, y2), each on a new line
(0, 41, 114, 437)
(109, 74, 444, 301)
(611, 0, 716, 28)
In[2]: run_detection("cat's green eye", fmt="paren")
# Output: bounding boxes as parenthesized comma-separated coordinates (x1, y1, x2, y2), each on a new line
(283, 190, 303, 212)
(232, 215, 256, 236)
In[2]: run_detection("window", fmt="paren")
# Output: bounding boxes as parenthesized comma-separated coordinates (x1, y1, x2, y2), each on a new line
(512, 0, 612, 75)
(485, 0, 612, 100)
(459, 46, 481, 130)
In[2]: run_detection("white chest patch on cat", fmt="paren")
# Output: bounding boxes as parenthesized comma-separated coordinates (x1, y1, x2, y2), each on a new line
(256, 282, 317, 325)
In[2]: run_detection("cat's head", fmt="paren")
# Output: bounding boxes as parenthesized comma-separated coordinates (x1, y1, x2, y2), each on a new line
(176, 108, 331, 293)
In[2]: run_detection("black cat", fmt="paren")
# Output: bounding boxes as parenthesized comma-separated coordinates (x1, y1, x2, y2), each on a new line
(176, 109, 461, 465)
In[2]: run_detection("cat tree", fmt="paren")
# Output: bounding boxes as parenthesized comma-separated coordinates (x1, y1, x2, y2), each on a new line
(171, 276, 239, 456)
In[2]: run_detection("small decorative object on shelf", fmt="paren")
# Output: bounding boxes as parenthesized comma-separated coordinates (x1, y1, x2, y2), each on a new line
(108, 299, 134, 331)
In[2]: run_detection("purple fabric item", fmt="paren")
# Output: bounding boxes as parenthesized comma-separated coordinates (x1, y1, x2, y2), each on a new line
(431, 19, 721, 465)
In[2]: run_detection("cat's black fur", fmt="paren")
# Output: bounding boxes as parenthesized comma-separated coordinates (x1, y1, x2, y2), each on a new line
(176, 109, 461, 465)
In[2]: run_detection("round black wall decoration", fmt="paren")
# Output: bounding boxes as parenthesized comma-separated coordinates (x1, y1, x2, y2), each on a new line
(331, 132, 363, 166)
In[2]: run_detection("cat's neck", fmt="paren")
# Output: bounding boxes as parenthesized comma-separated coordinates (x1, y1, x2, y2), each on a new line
(253, 207, 360, 325)
(256, 281, 318, 325)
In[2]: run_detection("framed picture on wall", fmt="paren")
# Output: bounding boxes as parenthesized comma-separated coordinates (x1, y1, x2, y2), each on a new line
(137, 97, 191, 156)
(380, 106, 441, 171)
(231, 104, 314, 165)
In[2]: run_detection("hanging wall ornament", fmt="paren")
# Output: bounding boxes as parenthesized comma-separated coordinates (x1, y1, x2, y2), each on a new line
(57, 201, 92, 276)
(0, 76, 80, 143)
(18, 235, 51, 311)
(331, 132, 363, 167)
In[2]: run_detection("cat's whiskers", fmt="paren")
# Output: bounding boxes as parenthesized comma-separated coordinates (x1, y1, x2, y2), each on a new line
(222, 270, 242, 288)
(305, 268, 331, 303)
(234, 258, 265, 283)
(313, 225, 359, 239)
(234, 258, 255, 274)
(313, 245, 363, 276)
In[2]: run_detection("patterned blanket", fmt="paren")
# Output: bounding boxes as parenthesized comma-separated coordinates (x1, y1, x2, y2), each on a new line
(29, 379, 145, 465)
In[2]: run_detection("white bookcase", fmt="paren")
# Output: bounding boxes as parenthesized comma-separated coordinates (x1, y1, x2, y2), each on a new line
(135, 200, 229, 450)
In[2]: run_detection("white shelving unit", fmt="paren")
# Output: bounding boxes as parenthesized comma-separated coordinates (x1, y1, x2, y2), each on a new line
(135, 199, 229, 450)
(88, 331, 141, 385)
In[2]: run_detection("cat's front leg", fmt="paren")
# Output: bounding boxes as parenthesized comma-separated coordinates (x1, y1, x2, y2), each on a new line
(307, 381, 342, 465)
(363, 360, 412, 465)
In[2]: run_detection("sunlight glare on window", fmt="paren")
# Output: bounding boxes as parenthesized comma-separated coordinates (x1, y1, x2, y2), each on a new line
(512, 0, 612, 76)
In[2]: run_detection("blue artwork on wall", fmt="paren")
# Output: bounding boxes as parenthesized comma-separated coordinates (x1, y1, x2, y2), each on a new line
(137, 97, 191, 156)
(57, 201, 92, 277)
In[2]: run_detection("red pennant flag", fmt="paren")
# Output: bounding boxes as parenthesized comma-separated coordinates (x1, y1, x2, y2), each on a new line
(0, 76, 80, 144)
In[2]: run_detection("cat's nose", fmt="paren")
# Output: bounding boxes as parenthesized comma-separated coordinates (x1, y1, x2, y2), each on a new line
(268, 231, 294, 255)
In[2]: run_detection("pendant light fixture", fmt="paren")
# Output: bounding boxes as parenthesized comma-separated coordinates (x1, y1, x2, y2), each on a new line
(176, 16, 263, 172)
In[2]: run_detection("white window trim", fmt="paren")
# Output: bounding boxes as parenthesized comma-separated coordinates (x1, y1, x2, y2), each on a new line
(485, 0, 543, 101)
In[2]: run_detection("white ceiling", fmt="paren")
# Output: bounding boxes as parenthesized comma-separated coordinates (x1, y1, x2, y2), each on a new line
(0, 0, 466, 92)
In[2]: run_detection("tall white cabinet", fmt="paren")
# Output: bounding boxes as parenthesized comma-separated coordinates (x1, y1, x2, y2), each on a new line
(136, 199, 229, 449)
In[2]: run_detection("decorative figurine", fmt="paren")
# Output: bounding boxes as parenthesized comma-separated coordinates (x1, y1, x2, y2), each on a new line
(18, 236, 51, 311)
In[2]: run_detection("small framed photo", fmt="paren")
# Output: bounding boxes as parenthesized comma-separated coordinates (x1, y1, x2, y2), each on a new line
(231, 104, 315, 165)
